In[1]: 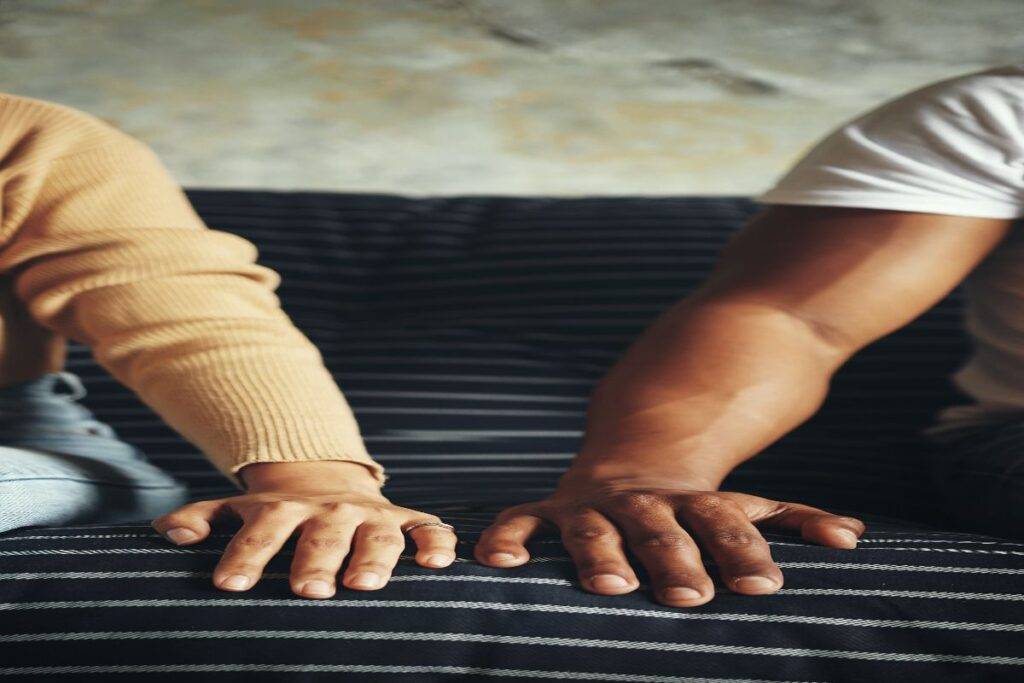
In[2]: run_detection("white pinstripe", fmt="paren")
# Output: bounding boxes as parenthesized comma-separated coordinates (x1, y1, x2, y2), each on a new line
(0, 663, 813, 681)
(858, 539, 1024, 547)
(0, 624, 1020, 661)
(2, 570, 1021, 603)
(2, 545, 1022, 574)
(0, 597, 1021, 634)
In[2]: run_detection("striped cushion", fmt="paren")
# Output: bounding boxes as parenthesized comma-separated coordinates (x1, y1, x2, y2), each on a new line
(1, 192, 1020, 681)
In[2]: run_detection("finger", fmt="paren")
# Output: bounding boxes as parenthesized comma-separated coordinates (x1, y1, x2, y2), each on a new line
(342, 524, 406, 591)
(553, 507, 639, 596)
(405, 520, 458, 568)
(152, 499, 225, 545)
(474, 505, 549, 567)
(213, 505, 305, 592)
(759, 502, 866, 549)
(677, 493, 782, 596)
(601, 493, 713, 607)
(289, 517, 359, 599)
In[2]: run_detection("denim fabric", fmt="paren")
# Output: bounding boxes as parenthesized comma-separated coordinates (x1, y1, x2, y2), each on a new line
(0, 372, 189, 533)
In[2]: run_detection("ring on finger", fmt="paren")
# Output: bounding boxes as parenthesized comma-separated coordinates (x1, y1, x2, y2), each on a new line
(403, 520, 455, 534)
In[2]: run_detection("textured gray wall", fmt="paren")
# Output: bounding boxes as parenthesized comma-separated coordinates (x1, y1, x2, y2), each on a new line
(1, 0, 1021, 195)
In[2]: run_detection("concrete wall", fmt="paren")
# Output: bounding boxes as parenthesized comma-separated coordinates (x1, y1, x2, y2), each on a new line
(1, 0, 1020, 195)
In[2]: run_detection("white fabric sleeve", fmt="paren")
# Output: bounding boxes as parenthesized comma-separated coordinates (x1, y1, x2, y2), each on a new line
(757, 66, 1024, 219)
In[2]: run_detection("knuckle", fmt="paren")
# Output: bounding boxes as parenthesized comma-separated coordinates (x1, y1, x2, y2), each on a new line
(302, 517, 339, 533)
(634, 532, 691, 550)
(319, 501, 360, 517)
(566, 525, 616, 543)
(263, 500, 306, 516)
(300, 535, 348, 551)
(234, 533, 277, 550)
(684, 493, 724, 515)
(710, 529, 760, 547)
(613, 492, 662, 513)
(365, 533, 404, 548)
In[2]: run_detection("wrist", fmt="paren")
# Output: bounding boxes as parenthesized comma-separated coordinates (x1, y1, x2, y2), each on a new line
(570, 422, 734, 493)
(560, 458, 726, 492)
(576, 389, 749, 492)
(239, 460, 384, 495)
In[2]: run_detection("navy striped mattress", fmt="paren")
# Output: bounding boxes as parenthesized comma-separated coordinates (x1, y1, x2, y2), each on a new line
(1, 191, 1021, 682)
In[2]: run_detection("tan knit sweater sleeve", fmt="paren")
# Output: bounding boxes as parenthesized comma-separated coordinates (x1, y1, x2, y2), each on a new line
(0, 94, 385, 489)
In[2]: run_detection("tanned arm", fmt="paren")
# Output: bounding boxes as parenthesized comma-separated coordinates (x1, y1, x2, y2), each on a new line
(476, 205, 1012, 607)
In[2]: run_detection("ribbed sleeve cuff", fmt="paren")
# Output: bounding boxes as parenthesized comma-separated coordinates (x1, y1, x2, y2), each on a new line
(129, 348, 387, 491)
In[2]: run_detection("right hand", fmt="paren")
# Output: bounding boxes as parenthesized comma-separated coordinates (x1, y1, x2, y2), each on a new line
(475, 471, 865, 607)
(152, 461, 456, 599)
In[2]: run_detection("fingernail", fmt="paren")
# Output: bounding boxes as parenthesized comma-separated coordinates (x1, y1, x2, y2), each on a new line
(837, 529, 859, 547)
(165, 528, 198, 545)
(221, 575, 250, 591)
(590, 574, 630, 590)
(489, 552, 517, 564)
(300, 580, 333, 598)
(348, 572, 380, 589)
(425, 554, 452, 567)
(732, 576, 778, 593)
(663, 586, 703, 601)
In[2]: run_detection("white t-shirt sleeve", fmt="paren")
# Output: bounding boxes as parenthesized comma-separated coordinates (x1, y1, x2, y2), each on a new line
(757, 65, 1024, 219)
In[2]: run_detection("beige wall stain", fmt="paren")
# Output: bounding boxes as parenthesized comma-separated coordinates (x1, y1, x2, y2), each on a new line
(306, 60, 457, 127)
(498, 94, 779, 168)
(259, 6, 365, 42)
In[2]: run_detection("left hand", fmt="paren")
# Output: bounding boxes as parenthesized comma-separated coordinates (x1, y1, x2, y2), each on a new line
(474, 472, 864, 607)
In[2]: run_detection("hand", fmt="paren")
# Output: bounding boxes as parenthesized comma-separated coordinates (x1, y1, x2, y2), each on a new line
(152, 461, 456, 599)
(474, 473, 864, 607)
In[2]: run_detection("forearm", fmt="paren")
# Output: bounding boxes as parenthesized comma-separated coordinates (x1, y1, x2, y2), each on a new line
(0, 110, 386, 490)
(570, 292, 850, 489)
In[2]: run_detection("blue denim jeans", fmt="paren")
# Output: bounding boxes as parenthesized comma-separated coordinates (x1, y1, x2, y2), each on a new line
(0, 372, 189, 534)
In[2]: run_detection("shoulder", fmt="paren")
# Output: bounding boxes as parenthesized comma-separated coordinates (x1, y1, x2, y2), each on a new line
(849, 65, 1024, 142)
(0, 92, 144, 170)
(903, 64, 1024, 107)
(758, 65, 1024, 219)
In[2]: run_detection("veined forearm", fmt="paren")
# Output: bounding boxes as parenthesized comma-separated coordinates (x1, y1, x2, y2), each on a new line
(570, 294, 849, 488)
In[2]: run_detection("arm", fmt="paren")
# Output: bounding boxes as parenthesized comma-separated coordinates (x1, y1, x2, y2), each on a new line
(576, 205, 1012, 487)
(0, 126, 383, 490)
(0, 95, 456, 599)
(476, 204, 1012, 606)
